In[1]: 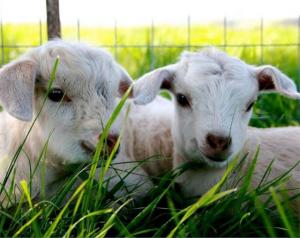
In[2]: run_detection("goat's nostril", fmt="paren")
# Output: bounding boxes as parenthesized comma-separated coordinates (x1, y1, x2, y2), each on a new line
(206, 133, 231, 151)
(99, 133, 119, 149)
(206, 134, 218, 149)
(107, 134, 118, 148)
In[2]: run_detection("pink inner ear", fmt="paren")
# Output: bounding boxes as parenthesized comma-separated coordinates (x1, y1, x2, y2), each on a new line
(258, 72, 275, 91)
(160, 71, 174, 90)
(119, 80, 132, 97)
(161, 77, 172, 89)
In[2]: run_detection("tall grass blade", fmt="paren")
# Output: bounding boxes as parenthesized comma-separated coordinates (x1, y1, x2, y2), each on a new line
(13, 210, 43, 238)
(270, 186, 296, 237)
(44, 180, 87, 238)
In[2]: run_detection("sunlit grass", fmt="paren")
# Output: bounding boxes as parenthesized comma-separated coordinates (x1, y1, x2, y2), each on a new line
(0, 22, 299, 237)
(1, 141, 299, 237)
(1, 23, 300, 128)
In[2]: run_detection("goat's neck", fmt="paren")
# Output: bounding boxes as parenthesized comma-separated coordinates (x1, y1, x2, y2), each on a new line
(173, 151, 226, 196)
(172, 127, 262, 197)
(0, 112, 65, 186)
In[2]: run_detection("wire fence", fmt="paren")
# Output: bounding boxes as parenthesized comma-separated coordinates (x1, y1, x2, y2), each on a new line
(1, 17, 300, 81)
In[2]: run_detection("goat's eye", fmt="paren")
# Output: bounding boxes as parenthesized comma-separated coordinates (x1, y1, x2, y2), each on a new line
(176, 93, 190, 107)
(246, 101, 255, 112)
(48, 88, 70, 102)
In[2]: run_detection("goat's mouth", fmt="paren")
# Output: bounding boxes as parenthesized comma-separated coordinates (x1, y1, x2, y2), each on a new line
(80, 140, 96, 155)
(80, 139, 120, 157)
(191, 140, 232, 168)
(201, 152, 233, 168)
(206, 154, 229, 163)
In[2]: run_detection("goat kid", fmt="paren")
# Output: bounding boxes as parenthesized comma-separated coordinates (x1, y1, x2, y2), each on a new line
(118, 48, 300, 209)
(0, 40, 132, 207)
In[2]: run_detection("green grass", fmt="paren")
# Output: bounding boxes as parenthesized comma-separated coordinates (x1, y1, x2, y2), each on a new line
(0, 134, 299, 237)
(1, 22, 300, 127)
(0, 22, 300, 237)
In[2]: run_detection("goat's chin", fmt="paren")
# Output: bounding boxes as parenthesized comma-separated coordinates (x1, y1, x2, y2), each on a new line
(184, 149, 233, 169)
(201, 157, 231, 168)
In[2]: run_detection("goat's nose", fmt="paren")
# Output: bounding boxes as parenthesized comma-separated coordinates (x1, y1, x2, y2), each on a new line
(206, 133, 231, 152)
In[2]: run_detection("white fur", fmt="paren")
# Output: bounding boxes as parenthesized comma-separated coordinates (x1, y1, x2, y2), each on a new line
(118, 48, 300, 207)
(0, 40, 132, 207)
(103, 97, 174, 198)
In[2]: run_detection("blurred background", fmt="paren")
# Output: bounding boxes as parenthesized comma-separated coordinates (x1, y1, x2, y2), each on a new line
(1, 0, 300, 127)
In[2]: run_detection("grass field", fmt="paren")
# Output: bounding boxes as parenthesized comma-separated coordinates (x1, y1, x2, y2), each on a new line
(0, 22, 300, 237)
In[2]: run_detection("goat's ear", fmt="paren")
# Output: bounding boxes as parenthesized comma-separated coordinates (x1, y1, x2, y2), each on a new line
(255, 65, 300, 99)
(133, 65, 176, 105)
(0, 60, 37, 121)
(117, 64, 133, 97)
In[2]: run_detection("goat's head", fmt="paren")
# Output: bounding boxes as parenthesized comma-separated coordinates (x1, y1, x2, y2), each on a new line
(133, 47, 300, 168)
(0, 40, 132, 164)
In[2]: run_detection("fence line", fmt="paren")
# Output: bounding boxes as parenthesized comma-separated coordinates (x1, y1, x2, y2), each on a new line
(2, 43, 300, 49)
(39, 20, 43, 45)
(150, 20, 155, 71)
(77, 19, 80, 42)
(0, 19, 4, 65)
(260, 17, 264, 64)
(298, 16, 300, 85)
(1, 16, 300, 67)
(114, 19, 118, 60)
(187, 16, 191, 51)
(223, 17, 227, 51)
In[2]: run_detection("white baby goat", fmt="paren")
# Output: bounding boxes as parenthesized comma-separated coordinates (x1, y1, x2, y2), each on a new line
(0, 40, 132, 207)
(114, 48, 300, 209)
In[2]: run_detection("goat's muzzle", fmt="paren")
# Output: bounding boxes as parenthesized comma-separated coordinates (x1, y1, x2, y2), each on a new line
(203, 133, 232, 162)
(80, 133, 120, 156)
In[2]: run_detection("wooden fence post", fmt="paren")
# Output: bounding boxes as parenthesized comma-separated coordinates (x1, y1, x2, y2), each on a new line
(46, 0, 61, 39)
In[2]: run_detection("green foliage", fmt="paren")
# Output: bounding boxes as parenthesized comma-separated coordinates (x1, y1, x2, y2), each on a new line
(1, 23, 300, 127)
(1, 144, 299, 237)
(0, 23, 299, 237)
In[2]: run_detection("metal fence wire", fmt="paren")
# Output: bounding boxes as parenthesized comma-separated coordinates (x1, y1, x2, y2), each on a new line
(1, 17, 300, 81)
